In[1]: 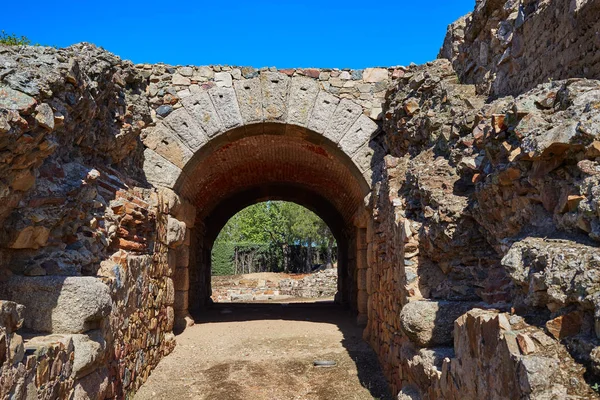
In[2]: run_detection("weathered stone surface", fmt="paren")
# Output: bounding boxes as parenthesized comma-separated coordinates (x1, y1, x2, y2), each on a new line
(181, 91, 224, 137)
(71, 330, 107, 378)
(234, 78, 263, 124)
(143, 148, 182, 188)
(34, 103, 54, 130)
(0, 301, 25, 334)
(166, 216, 186, 248)
(339, 114, 379, 155)
(307, 91, 340, 135)
(287, 76, 319, 127)
(162, 108, 207, 152)
(399, 301, 475, 347)
(0, 84, 36, 112)
(0, 276, 111, 333)
(260, 72, 290, 122)
(363, 68, 389, 83)
(208, 86, 243, 129)
(141, 125, 193, 169)
(323, 99, 363, 143)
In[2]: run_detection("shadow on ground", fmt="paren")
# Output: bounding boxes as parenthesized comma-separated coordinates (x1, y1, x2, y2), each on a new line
(189, 302, 392, 400)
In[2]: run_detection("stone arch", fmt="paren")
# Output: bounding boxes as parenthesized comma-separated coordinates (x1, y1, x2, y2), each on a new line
(140, 69, 386, 327)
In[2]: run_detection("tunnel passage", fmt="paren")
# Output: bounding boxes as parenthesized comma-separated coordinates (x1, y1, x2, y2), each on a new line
(171, 123, 372, 320)
(140, 70, 387, 326)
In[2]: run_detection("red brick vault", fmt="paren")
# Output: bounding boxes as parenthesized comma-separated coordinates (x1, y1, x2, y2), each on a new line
(140, 68, 393, 324)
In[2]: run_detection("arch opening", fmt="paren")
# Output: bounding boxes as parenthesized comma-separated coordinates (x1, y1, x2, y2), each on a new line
(169, 123, 373, 325)
(209, 200, 339, 303)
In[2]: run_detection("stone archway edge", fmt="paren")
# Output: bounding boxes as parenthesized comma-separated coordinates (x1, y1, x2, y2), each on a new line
(141, 66, 400, 189)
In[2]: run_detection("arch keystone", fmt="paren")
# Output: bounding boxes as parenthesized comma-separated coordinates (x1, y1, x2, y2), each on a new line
(260, 71, 290, 122)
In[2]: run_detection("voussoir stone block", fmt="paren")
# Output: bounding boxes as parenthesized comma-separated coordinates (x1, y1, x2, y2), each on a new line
(234, 77, 263, 124)
(339, 114, 379, 155)
(323, 98, 363, 143)
(209, 86, 243, 129)
(307, 91, 340, 135)
(287, 76, 320, 127)
(163, 108, 208, 152)
(181, 91, 224, 137)
(0, 276, 112, 334)
(260, 71, 290, 122)
(141, 125, 193, 169)
(143, 148, 182, 189)
(400, 300, 476, 347)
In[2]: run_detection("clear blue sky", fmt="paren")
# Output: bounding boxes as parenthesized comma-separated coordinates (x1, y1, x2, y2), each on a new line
(2, 0, 474, 68)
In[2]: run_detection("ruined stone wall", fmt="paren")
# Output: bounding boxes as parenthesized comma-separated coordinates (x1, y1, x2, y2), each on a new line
(0, 45, 184, 398)
(440, 0, 600, 97)
(364, 52, 600, 400)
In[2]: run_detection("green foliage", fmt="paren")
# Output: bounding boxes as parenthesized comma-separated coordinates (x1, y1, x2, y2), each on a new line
(212, 201, 336, 275)
(0, 31, 31, 46)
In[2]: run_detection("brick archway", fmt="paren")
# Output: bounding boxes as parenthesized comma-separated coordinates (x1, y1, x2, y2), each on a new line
(140, 69, 385, 327)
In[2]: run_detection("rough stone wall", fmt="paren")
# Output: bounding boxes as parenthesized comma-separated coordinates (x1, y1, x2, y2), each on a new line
(440, 0, 600, 97)
(365, 53, 600, 399)
(0, 44, 182, 398)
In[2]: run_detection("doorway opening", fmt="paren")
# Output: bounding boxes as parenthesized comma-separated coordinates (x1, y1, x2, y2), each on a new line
(210, 201, 338, 303)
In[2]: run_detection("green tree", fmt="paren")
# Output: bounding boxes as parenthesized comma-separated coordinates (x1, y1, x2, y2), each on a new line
(212, 201, 336, 275)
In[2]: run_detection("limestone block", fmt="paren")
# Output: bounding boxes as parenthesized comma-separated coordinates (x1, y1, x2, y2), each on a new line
(260, 71, 290, 122)
(0, 276, 112, 334)
(143, 148, 182, 189)
(180, 91, 224, 138)
(163, 108, 207, 152)
(339, 114, 379, 156)
(323, 99, 363, 143)
(209, 86, 243, 129)
(287, 76, 320, 127)
(363, 68, 389, 83)
(141, 125, 193, 169)
(214, 72, 232, 87)
(71, 330, 107, 379)
(0, 301, 25, 333)
(166, 217, 186, 248)
(234, 78, 263, 124)
(307, 91, 340, 135)
(400, 300, 475, 347)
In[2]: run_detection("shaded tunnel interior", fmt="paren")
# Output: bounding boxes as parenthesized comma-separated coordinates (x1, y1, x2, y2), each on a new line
(173, 123, 371, 315)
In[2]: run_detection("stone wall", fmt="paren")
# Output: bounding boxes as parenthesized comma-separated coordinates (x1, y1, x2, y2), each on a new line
(363, 53, 600, 399)
(440, 0, 600, 97)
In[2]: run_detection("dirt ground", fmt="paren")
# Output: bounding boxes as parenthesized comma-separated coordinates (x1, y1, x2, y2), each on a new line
(134, 303, 392, 400)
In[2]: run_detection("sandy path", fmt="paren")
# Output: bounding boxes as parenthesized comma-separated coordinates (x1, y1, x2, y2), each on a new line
(134, 304, 391, 400)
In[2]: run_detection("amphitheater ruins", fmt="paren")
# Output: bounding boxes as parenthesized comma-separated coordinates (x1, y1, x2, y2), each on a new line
(1, 0, 600, 398)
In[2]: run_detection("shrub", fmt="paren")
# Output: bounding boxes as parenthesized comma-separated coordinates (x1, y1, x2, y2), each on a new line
(0, 31, 31, 46)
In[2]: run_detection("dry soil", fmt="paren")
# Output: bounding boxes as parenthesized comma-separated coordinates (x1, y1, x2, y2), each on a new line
(134, 303, 392, 400)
